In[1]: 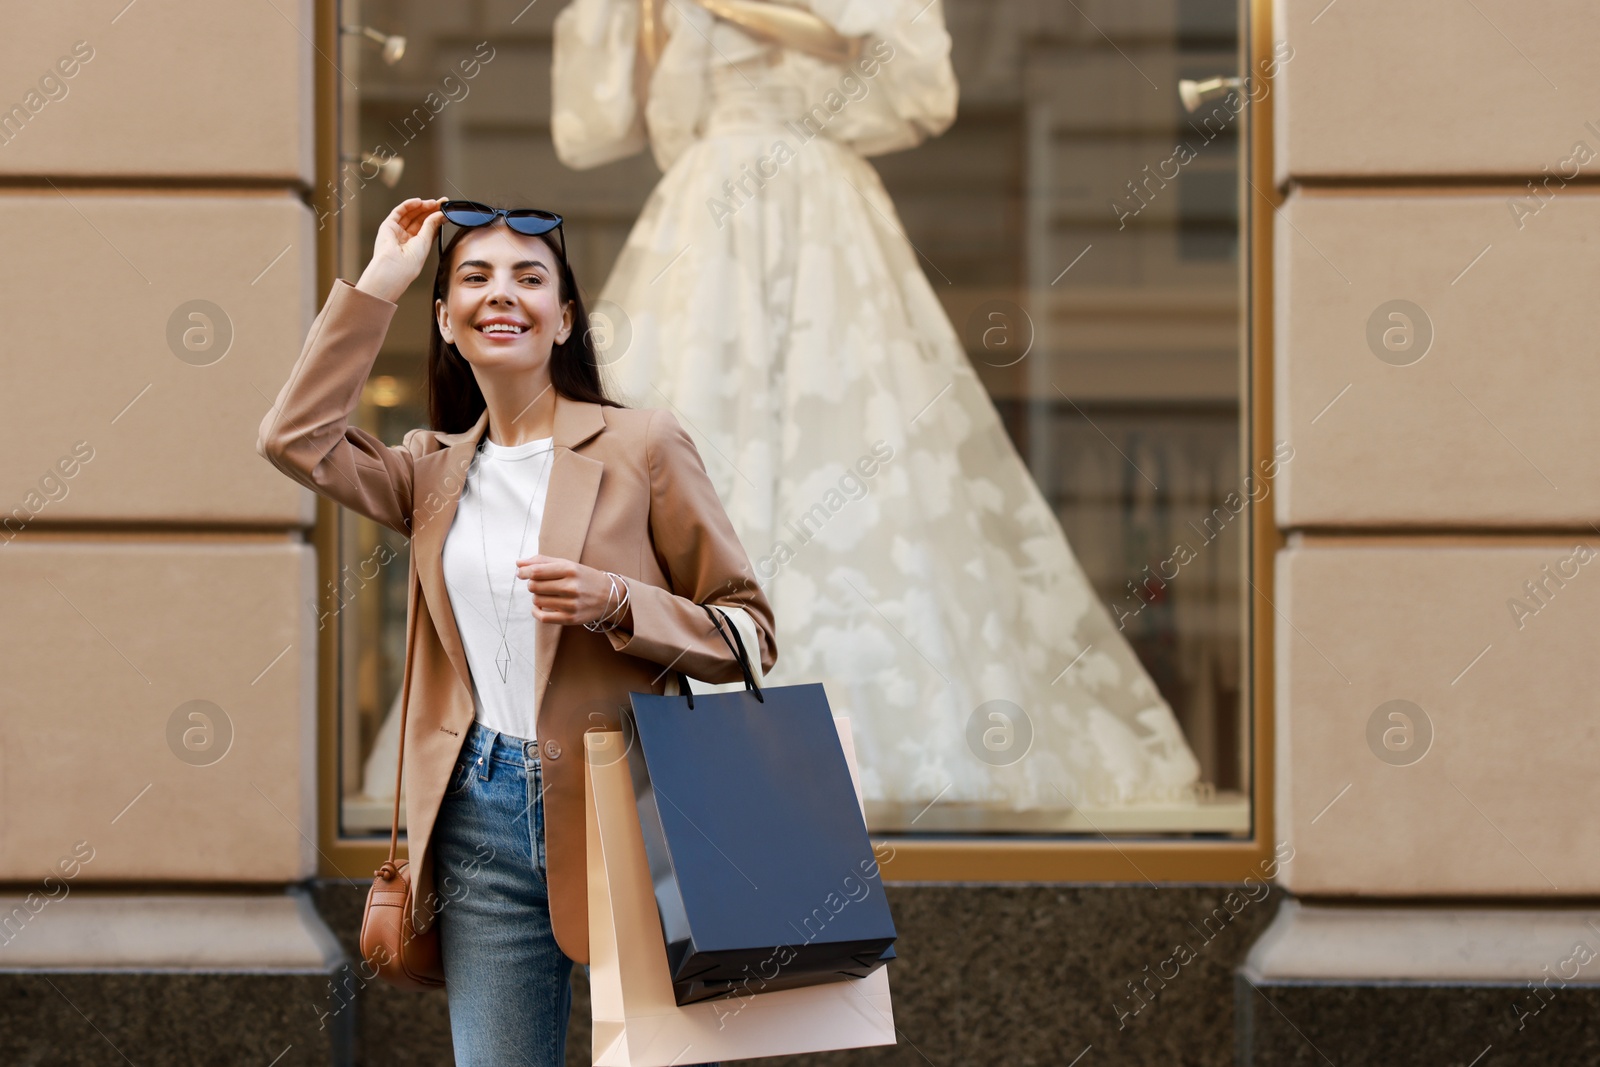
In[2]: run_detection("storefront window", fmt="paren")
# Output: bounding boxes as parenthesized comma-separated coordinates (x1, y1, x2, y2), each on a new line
(334, 0, 1252, 839)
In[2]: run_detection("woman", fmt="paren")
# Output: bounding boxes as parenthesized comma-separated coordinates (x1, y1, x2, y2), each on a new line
(257, 196, 768, 1065)
(552, 0, 1201, 817)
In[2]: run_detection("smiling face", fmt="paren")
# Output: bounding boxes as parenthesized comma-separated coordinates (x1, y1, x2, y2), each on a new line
(434, 221, 573, 378)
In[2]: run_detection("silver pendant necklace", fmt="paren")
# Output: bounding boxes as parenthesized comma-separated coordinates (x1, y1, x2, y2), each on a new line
(472, 439, 556, 683)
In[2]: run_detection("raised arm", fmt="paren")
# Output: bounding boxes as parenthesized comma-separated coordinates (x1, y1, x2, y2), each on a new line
(690, 0, 863, 65)
(551, 0, 650, 170)
(780, 0, 959, 156)
(256, 198, 445, 537)
(606, 408, 779, 683)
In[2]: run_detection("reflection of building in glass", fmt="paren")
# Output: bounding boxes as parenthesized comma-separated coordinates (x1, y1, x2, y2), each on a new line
(342, 0, 1248, 837)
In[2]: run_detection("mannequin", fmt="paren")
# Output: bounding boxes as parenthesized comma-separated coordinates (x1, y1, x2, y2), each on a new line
(549, 0, 1203, 814)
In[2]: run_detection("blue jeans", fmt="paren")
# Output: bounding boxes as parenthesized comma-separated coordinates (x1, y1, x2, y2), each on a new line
(432, 719, 718, 1067)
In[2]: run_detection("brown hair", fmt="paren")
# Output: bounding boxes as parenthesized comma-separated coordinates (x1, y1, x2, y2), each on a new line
(426, 215, 620, 433)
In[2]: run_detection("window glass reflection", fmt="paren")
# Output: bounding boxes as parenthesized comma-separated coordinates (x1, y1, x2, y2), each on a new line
(337, 0, 1248, 838)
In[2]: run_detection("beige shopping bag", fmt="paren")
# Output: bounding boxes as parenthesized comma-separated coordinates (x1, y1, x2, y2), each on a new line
(585, 715, 896, 1067)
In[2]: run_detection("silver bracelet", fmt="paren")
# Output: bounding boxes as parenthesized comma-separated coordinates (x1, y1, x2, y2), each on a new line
(586, 574, 629, 633)
(602, 575, 631, 630)
(584, 572, 619, 632)
(584, 572, 632, 633)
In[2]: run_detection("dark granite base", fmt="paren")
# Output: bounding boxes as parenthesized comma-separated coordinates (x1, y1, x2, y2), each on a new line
(1237, 977, 1600, 1067)
(20, 886, 1600, 1066)
(309, 879, 1281, 1067)
(0, 882, 1282, 1065)
(746, 884, 1282, 1067)
(309, 880, 455, 1064)
(0, 972, 352, 1067)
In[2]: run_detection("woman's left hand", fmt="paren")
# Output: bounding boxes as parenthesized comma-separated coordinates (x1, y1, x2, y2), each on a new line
(517, 554, 630, 629)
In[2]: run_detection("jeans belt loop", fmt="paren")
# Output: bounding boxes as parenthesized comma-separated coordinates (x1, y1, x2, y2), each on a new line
(477, 726, 499, 781)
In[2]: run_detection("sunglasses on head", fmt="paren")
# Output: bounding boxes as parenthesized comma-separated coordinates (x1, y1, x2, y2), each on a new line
(435, 200, 565, 263)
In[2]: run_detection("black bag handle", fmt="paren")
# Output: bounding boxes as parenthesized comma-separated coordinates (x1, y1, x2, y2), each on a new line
(674, 603, 764, 709)
(706, 604, 763, 699)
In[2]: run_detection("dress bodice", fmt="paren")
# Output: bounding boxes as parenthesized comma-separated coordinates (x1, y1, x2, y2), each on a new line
(703, 54, 814, 137)
(552, 0, 960, 173)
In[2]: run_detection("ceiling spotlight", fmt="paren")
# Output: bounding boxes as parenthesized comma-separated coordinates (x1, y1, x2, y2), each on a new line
(364, 376, 407, 408)
(342, 24, 407, 65)
(1179, 76, 1243, 113)
(342, 152, 406, 188)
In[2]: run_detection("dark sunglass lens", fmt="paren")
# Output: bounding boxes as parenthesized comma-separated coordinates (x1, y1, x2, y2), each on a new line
(443, 207, 498, 227)
(505, 211, 561, 237)
(506, 219, 559, 237)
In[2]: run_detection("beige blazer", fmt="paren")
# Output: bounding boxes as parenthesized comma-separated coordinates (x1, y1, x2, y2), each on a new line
(257, 278, 777, 963)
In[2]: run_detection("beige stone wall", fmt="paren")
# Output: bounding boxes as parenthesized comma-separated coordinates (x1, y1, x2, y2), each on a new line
(1272, 0, 1600, 895)
(11, 0, 1589, 906)
(0, 3, 320, 884)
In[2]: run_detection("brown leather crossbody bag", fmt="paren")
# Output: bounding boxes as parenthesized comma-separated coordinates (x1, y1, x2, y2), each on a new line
(358, 594, 446, 990)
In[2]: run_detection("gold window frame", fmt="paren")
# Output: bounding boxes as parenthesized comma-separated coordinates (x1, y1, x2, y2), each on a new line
(310, 0, 1283, 882)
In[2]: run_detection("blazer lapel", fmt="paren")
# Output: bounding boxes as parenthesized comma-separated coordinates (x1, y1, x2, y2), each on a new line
(531, 396, 608, 717)
(412, 407, 490, 702)
(412, 395, 609, 712)
(532, 447, 602, 714)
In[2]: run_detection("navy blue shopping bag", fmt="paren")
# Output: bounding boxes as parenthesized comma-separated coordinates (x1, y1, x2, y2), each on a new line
(623, 606, 897, 1006)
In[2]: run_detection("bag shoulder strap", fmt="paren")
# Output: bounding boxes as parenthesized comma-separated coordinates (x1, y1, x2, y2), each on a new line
(385, 568, 422, 867)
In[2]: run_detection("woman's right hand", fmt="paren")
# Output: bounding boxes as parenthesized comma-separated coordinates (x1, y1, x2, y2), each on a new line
(354, 197, 446, 304)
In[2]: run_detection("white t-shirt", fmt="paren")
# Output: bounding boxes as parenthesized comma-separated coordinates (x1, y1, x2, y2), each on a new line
(441, 434, 556, 742)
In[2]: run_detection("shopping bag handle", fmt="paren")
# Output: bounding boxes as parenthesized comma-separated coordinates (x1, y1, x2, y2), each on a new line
(705, 604, 763, 700)
(675, 603, 765, 709)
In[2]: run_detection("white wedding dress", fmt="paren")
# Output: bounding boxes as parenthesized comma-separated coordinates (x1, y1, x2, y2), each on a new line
(551, 0, 1201, 814)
